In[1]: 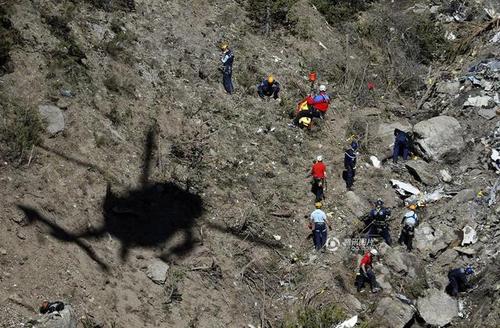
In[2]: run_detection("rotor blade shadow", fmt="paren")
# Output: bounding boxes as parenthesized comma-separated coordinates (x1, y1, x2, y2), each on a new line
(17, 204, 109, 272)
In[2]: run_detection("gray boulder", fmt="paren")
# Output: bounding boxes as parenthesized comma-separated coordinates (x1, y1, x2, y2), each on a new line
(436, 81, 460, 95)
(417, 289, 458, 326)
(377, 122, 413, 150)
(413, 116, 464, 163)
(38, 105, 65, 135)
(375, 297, 415, 328)
(34, 305, 77, 328)
(405, 160, 439, 185)
(344, 191, 370, 219)
(146, 259, 170, 284)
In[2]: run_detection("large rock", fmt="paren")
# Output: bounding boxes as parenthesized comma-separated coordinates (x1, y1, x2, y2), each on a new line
(405, 160, 439, 186)
(146, 259, 170, 284)
(344, 191, 370, 219)
(436, 81, 460, 95)
(417, 289, 458, 326)
(35, 305, 77, 328)
(377, 122, 413, 150)
(38, 105, 65, 135)
(413, 116, 464, 163)
(375, 297, 415, 328)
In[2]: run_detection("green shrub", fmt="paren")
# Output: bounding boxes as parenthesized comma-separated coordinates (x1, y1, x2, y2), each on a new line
(246, 0, 298, 34)
(281, 304, 347, 328)
(1, 103, 43, 163)
(311, 0, 377, 24)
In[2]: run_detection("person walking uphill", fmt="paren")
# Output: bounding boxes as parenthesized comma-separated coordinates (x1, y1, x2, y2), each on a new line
(258, 75, 280, 100)
(393, 128, 410, 163)
(220, 43, 234, 94)
(308, 156, 327, 202)
(398, 205, 418, 251)
(309, 202, 331, 252)
(343, 141, 358, 190)
(356, 249, 381, 293)
(446, 266, 474, 297)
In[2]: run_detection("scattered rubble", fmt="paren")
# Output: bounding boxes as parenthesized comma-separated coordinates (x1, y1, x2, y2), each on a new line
(462, 225, 478, 245)
(390, 179, 420, 197)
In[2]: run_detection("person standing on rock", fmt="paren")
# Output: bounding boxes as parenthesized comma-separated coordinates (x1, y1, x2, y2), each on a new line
(220, 42, 234, 94)
(393, 129, 410, 163)
(398, 205, 418, 251)
(356, 248, 380, 293)
(343, 141, 358, 191)
(366, 199, 392, 245)
(257, 75, 280, 100)
(446, 266, 474, 297)
(308, 155, 327, 202)
(309, 202, 331, 252)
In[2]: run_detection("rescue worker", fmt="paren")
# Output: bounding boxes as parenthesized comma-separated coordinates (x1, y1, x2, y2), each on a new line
(343, 141, 358, 190)
(309, 202, 331, 251)
(307, 84, 330, 118)
(220, 43, 234, 94)
(393, 128, 410, 163)
(356, 249, 381, 293)
(366, 199, 392, 245)
(398, 205, 418, 251)
(445, 266, 474, 297)
(308, 156, 327, 202)
(291, 95, 317, 127)
(257, 75, 280, 100)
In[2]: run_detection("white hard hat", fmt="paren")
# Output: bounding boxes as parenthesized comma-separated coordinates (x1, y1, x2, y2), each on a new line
(370, 249, 379, 256)
(316, 155, 323, 161)
(319, 84, 326, 92)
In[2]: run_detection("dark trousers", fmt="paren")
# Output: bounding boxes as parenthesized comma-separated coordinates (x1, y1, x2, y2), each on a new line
(313, 223, 327, 251)
(356, 268, 378, 291)
(343, 166, 356, 189)
(367, 224, 392, 245)
(393, 140, 409, 163)
(223, 71, 233, 94)
(445, 274, 469, 296)
(311, 179, 324, 202)
(398, 226, 414, 251)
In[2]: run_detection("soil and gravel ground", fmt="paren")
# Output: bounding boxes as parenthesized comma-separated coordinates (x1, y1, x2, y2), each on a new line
(0, 0, 499, 327)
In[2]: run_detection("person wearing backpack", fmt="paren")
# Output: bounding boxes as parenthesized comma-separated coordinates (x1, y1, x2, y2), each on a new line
(398, 205, 418, 251)
(307, 84, 331, 118)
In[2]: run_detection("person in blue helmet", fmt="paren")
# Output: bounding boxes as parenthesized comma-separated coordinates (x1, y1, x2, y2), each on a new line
(343, 141, 358, 190)
(446, 266, 474, 296)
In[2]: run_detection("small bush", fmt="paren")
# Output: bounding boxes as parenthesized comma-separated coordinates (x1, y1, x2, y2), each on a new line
(246, 0, 298, 34)
(312, 0, 378, 24)
(1, 103, 43, 163)
(280, 304, 347, 328)
(104, 22, 137, 63)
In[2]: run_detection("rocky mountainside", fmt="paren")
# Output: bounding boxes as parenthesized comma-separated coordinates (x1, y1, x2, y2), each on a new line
(0, 0, 499, 327)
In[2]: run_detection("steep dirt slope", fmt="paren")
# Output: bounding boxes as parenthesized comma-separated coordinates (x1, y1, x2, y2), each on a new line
(0, 0, 499, 327)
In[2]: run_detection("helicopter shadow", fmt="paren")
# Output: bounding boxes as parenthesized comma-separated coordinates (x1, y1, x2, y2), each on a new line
(18, 126, 280, 271)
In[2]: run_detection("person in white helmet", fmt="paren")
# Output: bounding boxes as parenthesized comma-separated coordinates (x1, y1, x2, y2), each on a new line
(307, 84, 331, 118)
(308, 155, 327, 202)
(398, 205, 419, 251)
(356, 248, 381, 293)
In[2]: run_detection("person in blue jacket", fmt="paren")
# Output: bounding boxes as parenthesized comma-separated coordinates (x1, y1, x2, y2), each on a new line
(220, 43, 234, 94)
(446, 266, 474, 296)
(343, 141, 358, 190)
(393, 128, 410, 163)
(257, 75, 280, 100)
